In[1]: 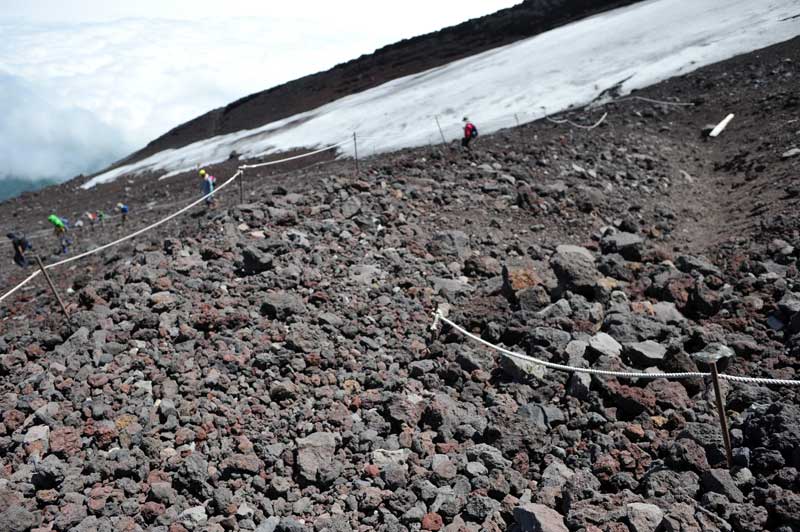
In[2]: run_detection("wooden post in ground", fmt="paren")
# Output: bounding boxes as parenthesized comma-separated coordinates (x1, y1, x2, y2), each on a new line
(239, 171, 244, 204)
(353, 132, 360, 176)
(34, 254, 72, 329)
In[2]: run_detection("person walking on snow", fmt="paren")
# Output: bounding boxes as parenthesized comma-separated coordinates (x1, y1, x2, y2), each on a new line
(200, 169, 216, 207)
(462, 117, 478, 150)
(7, 233, 32, 267)
(47, 214, 71, 255)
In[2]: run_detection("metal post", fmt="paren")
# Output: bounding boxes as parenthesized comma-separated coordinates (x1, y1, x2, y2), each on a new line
(435, 116, 447, 146)
(693, 344, 735, 469)
(239, 171, 244, 204)
(34, 255, 72, 328)
(353, 132, 359, 176)
(709, 361, 733, 468)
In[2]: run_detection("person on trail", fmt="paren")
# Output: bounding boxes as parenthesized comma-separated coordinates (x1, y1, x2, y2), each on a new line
(86, 212, 98, 230)
(516, 180, 538, 211)
(7, 233, 32, 267)
(116, 203, 129, 225)
(200, 169, 216, 207)
(47, 214, 71, 255)
(462, 117, 478, 150)
(98, 211, 106, 225)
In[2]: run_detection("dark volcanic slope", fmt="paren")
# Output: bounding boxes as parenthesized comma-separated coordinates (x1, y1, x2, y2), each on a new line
(119, 0, 642, 166)
(0, 38, 799, 532)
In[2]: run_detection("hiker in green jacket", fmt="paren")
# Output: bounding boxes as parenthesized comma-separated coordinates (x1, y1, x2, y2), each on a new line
(48, 214, 71, 254)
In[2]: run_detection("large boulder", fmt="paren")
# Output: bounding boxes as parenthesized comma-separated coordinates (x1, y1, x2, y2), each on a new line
(241, 246, 274, 275)
(428, 230, 471, 259)
(513, 503, 569, 532)
(261, 291, 306, 320)
(601, 231, 644, 261)
(550, 245, 601, 299)
(296, 432, 337, 482)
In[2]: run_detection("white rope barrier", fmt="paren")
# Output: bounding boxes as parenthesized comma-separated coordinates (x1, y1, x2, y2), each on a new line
(625, 95, 695, 107)
(0, 270, 41, 304)
(433, 311, 800, 386)
(238, 141, 347, 170)
(715, 374, 800, 387)
(545, 112, 608, 131)
(44, 170, 242, 269)
(1, 138, 351, 306)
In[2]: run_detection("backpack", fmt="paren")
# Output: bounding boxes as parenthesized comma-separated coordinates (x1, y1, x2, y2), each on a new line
(470, 124, 478, 138)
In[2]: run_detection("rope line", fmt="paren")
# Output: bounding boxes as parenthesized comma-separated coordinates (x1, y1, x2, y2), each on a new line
(0, 270, 41, 304)
(44, 171, 241, 269)
(0, 139, 348, 305)
(625, 95, 695, 107)
(238, 141, 347, 169)
(545, 112, 608, 130)
(433, 312, 800, 386)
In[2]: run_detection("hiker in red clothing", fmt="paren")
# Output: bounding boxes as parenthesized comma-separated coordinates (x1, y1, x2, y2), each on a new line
(462, 117, 478, 150)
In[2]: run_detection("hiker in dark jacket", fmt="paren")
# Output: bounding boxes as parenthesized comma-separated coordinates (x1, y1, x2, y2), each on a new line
(117, 203, 129, 225)
(7, 233, 32, 267)
(462, 117, 478, 150)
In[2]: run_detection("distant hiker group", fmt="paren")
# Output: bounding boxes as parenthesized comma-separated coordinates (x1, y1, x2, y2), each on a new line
(5, 122, 476, 270)
(85, 210, 107, 230)
(5, 201, 132, 267)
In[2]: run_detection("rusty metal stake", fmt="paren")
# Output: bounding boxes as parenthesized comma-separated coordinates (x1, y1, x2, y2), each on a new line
(709, 361, 733, 468)
(34, 254, 72, 329)
(694, 344, 735, 469)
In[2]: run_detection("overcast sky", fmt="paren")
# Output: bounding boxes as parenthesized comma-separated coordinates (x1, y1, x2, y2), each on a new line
(0, 0, 520, 182)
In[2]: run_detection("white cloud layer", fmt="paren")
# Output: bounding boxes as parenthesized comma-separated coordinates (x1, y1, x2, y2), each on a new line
(0, 1, 520, 182)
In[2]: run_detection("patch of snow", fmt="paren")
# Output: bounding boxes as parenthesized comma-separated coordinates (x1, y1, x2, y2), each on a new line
(83, 0, 800, 189)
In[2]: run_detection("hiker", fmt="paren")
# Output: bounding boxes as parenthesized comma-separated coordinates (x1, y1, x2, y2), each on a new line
(7, 233, 32, 267)
(116, 203, 129, 225)
(98, 211, 106, 225)
(516, 181, 537, 210)
(48, 214, 71, 254)
(462, 117, 478, 150)
(86, 212, 97, 231)
(200, 169, 216, 207)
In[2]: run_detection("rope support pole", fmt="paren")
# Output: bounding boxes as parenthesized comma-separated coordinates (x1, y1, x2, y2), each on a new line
(435, 116, 447, 146)
(239, 169, 245, 204)
(709, 361, 734, 468)
(34, 254, 72, 329)
(353, 132, 359, 176)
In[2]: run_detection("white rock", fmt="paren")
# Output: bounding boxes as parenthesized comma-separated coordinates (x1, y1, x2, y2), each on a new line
(589, 332, 622, 357)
